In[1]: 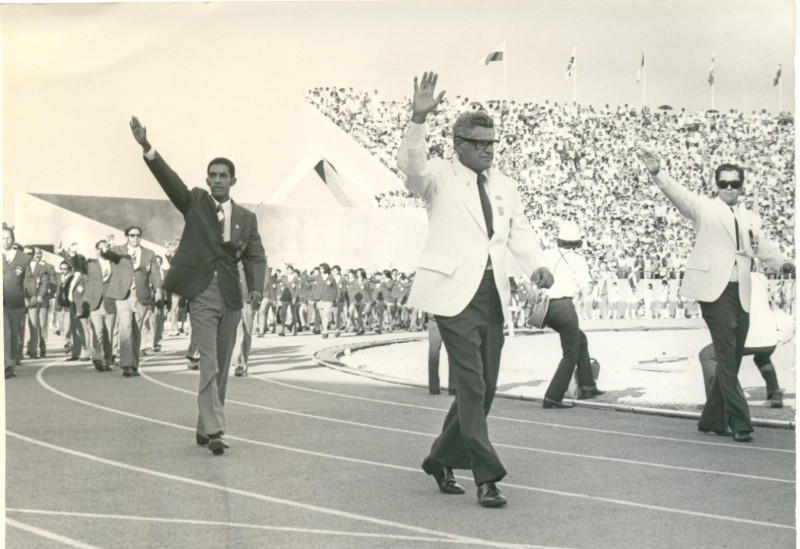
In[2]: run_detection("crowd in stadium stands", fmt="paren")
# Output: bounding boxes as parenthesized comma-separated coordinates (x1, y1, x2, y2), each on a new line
(306, 86, 795, 281)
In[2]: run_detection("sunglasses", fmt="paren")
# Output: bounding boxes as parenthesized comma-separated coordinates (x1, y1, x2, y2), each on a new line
(456, 136, 500, 151)
(716, 180, 742, 190)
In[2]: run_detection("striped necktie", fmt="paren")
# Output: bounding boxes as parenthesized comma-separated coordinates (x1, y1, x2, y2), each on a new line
(216, 204, 225, 239)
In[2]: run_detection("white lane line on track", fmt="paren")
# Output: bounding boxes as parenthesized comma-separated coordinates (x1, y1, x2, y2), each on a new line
(254, 376, 795, 454)
(6, 517, 103, 549)
(6, 431, 558, 549)
(141, 370, 794, 485)
(31, 364, 795, 531)
(3, 508, 535, 546)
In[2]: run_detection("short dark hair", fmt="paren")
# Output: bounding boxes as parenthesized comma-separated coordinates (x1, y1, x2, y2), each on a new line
(452, 111, 494, 140)
(714, 163, 744, 185)
(125, 226, 143, 236)
(207, 157, 236, 178)
(95, 239, 107, 250)
(319, 263, 331, 274)
(3, 226, 14, 241)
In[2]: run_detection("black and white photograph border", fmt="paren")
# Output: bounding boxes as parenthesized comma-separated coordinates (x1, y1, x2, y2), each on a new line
(2, 1, 797, 548)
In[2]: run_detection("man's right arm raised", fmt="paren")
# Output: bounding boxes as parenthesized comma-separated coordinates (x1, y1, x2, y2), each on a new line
(397, 72, 446, 201)
(639, 149, 702, 223)
(130, 116, 192, 215)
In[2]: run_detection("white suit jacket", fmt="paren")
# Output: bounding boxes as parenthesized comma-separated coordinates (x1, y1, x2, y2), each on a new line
(653, 173, 784, 312)
(398, 122, 544, 320)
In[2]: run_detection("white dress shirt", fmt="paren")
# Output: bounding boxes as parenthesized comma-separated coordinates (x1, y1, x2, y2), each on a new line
(542, 247, 592, 299)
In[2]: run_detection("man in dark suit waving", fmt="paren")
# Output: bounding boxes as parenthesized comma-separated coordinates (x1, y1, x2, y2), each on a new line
(130, 116, 266, 456)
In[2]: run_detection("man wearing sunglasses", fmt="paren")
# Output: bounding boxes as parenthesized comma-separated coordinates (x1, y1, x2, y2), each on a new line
(640, 149, 791, 443)
(103, 226, 162, 378)
(399, 72, 552, 507)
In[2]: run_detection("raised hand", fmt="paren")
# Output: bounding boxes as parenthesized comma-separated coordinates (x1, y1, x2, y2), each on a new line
(411, 72, 446, 123)
(639, 148, 661, 176)
(129, 116, 151, 152)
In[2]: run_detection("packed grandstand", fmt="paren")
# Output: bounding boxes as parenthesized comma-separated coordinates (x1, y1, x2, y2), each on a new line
(306, 87, 795, 282)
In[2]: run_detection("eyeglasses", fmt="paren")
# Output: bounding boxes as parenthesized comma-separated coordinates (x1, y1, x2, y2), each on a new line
(456, 136, 500, 151)
(716, 179, 742, 190)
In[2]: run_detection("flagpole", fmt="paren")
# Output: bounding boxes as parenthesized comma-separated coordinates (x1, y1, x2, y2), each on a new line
(573, 48, 578, 104)
(503, 51, 508, 102)
(642, 49, 646, 109)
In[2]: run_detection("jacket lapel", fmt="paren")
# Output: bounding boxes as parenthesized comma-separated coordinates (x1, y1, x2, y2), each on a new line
(712, 199, 738, 248)
(450, 161, 488, 236)
(230, 200, 245, 244)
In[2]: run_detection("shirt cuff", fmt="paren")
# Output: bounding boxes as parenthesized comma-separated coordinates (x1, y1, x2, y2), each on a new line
(405, 122, 426, 149)
(143, 148, 156, 161)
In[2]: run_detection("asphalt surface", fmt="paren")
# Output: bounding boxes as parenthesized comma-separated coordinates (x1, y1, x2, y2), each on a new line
(4, 328, 796, 549)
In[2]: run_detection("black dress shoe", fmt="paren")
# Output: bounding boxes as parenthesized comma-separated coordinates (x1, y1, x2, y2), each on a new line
(698, 427, 733, 437)
(235, 366, 244, 377)
(122, 367, 132, 377)
(477, 482, 507, 508)
(733, 431, 753, 443)
(131, 369, 140, 377)
(543, 397, 574, 409)
(429, 388, 441, 395)
(66, 356, 81, 362)
(196, 433, 210, 446)
(208, 434, 229, 455)
(577, 386, 605, 400)
(421, 457, 465, 494)
(93, 360, 105, 371)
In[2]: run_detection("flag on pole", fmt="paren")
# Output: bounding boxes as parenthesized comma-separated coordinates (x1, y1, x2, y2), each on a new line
(773, 64, 782, 86)
(707, 55, 715, 86)
(480, 42, 505, 65)
(636, 51, 645, 83)
(565, 46, 576, 79)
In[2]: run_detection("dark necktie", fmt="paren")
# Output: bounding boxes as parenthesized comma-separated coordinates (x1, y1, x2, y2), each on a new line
(477, 173, 494, 239)
(216, 204, 225, 239)
(131, 249, 138, 269)
(730, 207, 740, 250)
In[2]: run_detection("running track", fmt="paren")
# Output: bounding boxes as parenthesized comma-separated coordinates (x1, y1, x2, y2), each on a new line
(5, 331, 796, 548)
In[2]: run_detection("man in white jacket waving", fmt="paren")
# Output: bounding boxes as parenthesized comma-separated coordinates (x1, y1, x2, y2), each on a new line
(399, 72, 552, 507)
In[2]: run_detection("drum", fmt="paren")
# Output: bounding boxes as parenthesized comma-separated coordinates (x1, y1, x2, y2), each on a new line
(526, 289, 550, 329)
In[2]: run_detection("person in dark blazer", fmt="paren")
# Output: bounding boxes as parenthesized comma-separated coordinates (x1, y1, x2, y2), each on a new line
(82, 239, 116, 371)
(130, 116, 265, 456)
(24, 247, 50, 358)
(102, 226, 162, 377)
(3, 227, 30, 378)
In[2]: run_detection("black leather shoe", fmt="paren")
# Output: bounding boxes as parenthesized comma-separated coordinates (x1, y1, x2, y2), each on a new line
(235, 366, 244, 377)
(429, 388, 441, 395)
(769, 390, 784, 409)
(122, 367, 132, 377)
(93, 360, 105, 371)
(196, 434, 210, 446)
(698, 427, 733, 437)
(577, 386, 605, 400)
(208, 434, 229, 455)
(131, 369, 140, 377)
(733, 431, 753, 443)
(543, 397, 574, 409)
(421, 457, 465, 494)
(477, 482, 507, 508)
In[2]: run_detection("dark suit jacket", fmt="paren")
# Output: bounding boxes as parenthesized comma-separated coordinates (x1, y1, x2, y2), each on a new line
(103, 245, 162, 303)
(83, 259, 112, 312)
(24, 260, 50, 305)
(144, 151, 266, 309)
(3, 250, 31, 309)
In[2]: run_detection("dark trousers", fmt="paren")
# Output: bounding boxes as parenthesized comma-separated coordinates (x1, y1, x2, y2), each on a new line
(427, 320, 456, 392)
(698, 282, 752, 433)
(430, 272, 506, 485)
(699, 343, 779, 399)
(543, 298, 595, 401)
